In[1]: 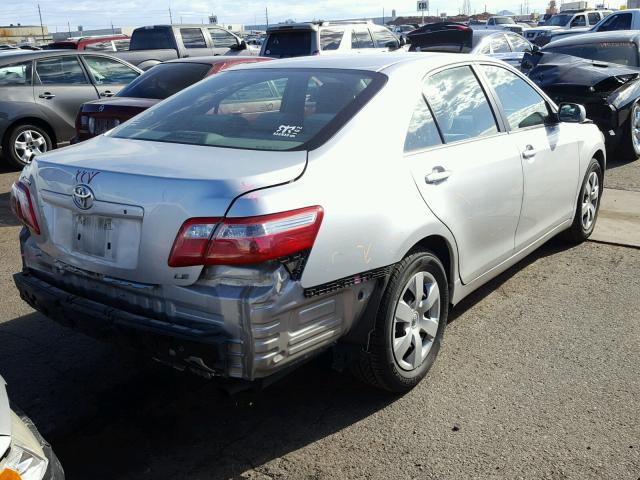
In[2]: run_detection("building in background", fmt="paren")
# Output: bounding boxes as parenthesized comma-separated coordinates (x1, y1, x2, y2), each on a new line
(51, 27, 134, 41)
(0, 24, 52, 45)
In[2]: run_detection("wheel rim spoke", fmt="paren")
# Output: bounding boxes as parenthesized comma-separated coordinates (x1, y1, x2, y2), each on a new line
(394, 330, 412, 359)
(409, 330, 423, 368)
(420, 316, 439, 339)
(395, 300, 414, 324)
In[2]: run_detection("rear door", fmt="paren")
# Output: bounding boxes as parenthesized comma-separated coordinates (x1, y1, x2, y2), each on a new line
(179, 27, 213, 57)
(350, 28, 376, 53)
(33, 54, 99, 142)
(407, 64, 524, 283)
(478, 63, 578, 248)
(80, 55, 140, 98)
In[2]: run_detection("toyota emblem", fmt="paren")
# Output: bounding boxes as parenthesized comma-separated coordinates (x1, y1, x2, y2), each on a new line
(72, 184, 95, 210)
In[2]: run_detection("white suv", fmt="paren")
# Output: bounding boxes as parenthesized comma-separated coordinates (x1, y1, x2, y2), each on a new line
(526, 9, 612, 45)
(260, 21, 402, 57)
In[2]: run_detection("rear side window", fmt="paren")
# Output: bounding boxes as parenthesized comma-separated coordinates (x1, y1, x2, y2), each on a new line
(352, 30, 375, 49)
(597, 12, 632, 31)
(0, 61, 32, 86)
(320, 29, 344, 50)
(113, 39, 131, 51)
(544, 42, 639, 66)
(112, 68, 385, 151)
(117, 62, 211, 99)
(404, 97, 442, 152)
(481, 65, 551, 130)
(130, 28, 174, 50)
(35, 56, 87, 84)
(372, 28, 398, 48)
(264, 31, 312, 57)
(423, 66, 498, 143)
(181, 28, 207, 49)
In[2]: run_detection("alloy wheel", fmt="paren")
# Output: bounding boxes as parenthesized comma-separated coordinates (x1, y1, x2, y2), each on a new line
(581, 171, 599, 231)
(14, 130, 47, 164)
(392, 271, 440, 371)
(632, 102, 640, 155)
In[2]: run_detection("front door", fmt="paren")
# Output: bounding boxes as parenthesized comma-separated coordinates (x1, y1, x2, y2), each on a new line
(478, 63, 579, 249)
(208, 27, 240, 55)
(33, 55, 99, 143)
(407, 65, 524, 283)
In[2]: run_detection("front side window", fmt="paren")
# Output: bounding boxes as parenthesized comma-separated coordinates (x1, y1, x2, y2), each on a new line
(0, 61, 32, 86)
(491, 34, 511, 53)
(209, 28, 238, 48)
(83, 55, 140, 85)
(112, 68, 384, 151)
(35, 56, 87, 84)
(372, 28, 399, 49)
(508, 34, 532, 52)
(181, 28, 207, 49)
(352, 30, 375, 49)
(423, 66, 498, 143)
(598, 13, 632, 31)
(320, 29, 344, 51)
(404, 97, 442, 152)
(480, 64, 551, 130)
(588, 12, 601, 24)
(571, 15, 586, 27)
(544, 42, 639, 66)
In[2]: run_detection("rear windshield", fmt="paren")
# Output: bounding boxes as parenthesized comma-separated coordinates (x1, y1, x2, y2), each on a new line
(112, 68, 385, 151)
(545, 41, 639, 66)
(130, 27, 174, 50)
(263, 31, 312, 57)
(409, 30, 472, 53)
(117, 62, 211, 99)
(494, 17, 515, 24)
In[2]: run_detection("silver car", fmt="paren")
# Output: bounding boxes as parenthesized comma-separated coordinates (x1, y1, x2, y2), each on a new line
(12, 54, 605, 393)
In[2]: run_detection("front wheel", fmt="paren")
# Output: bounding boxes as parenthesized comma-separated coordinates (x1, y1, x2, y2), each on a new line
(353, 251, 449, 393)
(619, 101, 640, 160)
(562, 157, 603, 243)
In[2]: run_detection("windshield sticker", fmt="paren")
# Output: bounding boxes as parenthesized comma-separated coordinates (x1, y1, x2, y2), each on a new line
(273, 125, 303, 138)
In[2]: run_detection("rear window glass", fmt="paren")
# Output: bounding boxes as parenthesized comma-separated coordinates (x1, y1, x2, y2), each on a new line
(263, 31, 312, 57)
(112, 68, 385, 151)
(117, 62, 211, 99)
(544, 42, 639, 66)
(130, 28, 174, 50)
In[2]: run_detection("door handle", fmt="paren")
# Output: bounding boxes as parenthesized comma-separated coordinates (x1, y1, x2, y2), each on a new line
(99, 91, 115, 97)
(38, 92, 55, 99)
(522, 145, 536, 159)
(425, 166, 451, 184)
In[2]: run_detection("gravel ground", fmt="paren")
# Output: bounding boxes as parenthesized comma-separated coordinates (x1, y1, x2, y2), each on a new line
(0, 160, 639, 479)
(605, 157, 640, 192)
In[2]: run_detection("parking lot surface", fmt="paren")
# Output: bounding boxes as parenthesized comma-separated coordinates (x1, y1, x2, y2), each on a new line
(0, 160, 639, 479)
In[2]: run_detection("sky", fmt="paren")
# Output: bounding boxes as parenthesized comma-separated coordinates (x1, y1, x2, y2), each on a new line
(1, 0, 555, 31)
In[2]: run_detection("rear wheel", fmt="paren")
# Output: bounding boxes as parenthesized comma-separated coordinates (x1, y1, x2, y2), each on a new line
(2, 123, 52, 169)
(353, 251, 448, 393)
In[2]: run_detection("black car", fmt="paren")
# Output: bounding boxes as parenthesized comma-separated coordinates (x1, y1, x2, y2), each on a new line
(0, 50, 141, 168)
(522, 31, 640, 158)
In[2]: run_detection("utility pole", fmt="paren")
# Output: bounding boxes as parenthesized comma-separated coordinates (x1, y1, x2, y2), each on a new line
(382, 7, 385, 25)
(265, 6, 269, 28)
(111, 21, 114, 33)
(67, 21, 71, 36)
(169, 6, 173, 24)
(37, 4, 45, 42)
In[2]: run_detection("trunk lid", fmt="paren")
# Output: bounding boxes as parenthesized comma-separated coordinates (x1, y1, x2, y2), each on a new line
(29, 135, 306, 286)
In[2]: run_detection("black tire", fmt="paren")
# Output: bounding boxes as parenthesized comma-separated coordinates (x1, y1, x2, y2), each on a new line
(617, 101, 640, 161)
(561, 157, 603, 244)
(353, 251, 449, 393)
(2, 123, 52, 169)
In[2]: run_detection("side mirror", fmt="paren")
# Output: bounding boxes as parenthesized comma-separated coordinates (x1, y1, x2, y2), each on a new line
(398, 36, 407, 46)
(231, 39, 247, 51)
(532, 44, 540, 53)
(558, 102, 587, 123)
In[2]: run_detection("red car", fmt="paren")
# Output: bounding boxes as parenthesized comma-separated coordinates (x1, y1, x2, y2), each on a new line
(73, 56, 272, 142)
(45, 34, 130, 52)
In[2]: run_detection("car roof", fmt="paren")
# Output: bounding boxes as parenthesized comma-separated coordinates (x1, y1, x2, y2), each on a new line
(227, 52, 497, 74)
(546, 30, 640, 48)
(163, 55, 270, 65)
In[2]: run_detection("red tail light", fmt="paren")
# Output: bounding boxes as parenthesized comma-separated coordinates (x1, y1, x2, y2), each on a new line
(10, 181, 40, 234)
(168, 206, 324, 268)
